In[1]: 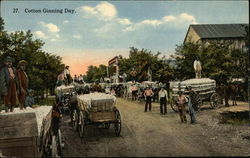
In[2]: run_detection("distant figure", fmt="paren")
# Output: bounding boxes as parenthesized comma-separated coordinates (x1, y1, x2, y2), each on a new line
(193, 57, 202, 79)
(144, 87, 154, 112)
(0, 56, 19, 112)
(57, 71, 65, 86)
(17, 60, 29, 109)
(64, 66, 71, 86)
(176, 91, 187, 123)
(158, 86, 168, 114)
(147, 68, 152, 82)
(73, 74, 78, 83)
(25, 89, 35, 107)
(78, 74, 84, 84)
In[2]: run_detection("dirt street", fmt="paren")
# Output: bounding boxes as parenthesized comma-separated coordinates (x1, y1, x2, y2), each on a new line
(61, 98, 250, 157)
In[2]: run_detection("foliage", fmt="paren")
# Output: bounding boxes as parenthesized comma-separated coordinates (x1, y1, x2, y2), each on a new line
(119, 47, 174, 83)
(172, 37, 248, 84)
(85, 64, 114, 83)
(0, 17, 65, 97)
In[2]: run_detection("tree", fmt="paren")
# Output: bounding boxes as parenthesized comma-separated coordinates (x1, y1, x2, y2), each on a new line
(0, 17, 65, 97)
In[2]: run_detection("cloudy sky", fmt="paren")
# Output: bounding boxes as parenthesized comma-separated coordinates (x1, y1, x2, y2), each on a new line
(1, 0, 248, 75)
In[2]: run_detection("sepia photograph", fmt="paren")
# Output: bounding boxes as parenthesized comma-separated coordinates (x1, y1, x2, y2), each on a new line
(0, 0, 249, 157)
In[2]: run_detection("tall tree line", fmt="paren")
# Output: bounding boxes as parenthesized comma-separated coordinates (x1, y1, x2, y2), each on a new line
(0, 17, 65, 97)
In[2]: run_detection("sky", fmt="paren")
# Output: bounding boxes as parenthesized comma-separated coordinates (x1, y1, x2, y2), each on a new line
(1, 0, 249, 75)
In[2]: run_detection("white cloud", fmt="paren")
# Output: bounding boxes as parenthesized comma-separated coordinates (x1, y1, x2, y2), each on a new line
(80, 1, 117, 20)
(179, 13, 197, 24)
(118, 18, 132, 25)
(34, 31, 47, 39)
(162, 16, 176, 22)
(46, 23, 60, 33)
(96, 2, 116, 19)
(73, 35, 81, 39)
(140, 19, 162, 26)
(123, 26, 135, 32)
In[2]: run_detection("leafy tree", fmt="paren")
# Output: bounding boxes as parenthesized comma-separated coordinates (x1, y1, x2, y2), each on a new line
(0, 17, 65, 97)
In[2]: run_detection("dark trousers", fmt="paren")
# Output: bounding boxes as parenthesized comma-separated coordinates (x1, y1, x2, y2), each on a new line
(160, 98, 167, 114)
(145, 96, 152, 112)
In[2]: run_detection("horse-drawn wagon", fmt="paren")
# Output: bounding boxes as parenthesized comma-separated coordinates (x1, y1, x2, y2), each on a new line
(71, 93, 121, 138)
(0, 106, 63, 157)
(170, 78, 222, 112)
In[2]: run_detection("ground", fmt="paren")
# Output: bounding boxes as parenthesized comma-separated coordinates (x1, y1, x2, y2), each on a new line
(61, 98, 250, 157)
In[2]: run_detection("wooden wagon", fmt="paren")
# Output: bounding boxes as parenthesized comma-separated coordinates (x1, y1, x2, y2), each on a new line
(71, 93, 121, 138)
(0, 106, 63, 157)
(170, 78, 221, 112)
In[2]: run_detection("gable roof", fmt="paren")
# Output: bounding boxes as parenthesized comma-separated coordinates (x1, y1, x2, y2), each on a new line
(191, 23, 248, 39)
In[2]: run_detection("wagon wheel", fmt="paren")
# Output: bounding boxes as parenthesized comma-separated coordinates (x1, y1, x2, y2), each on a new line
(57, 129, 63, 157)
(170, 99, 178, 113)
(78, 111, 86, 138)
(114, 107, 121, 136)
(72, 109, 78, 131)
(193, 95, 202, 112)
(210, 93, 222, 108)
(52, 135, 60, 158)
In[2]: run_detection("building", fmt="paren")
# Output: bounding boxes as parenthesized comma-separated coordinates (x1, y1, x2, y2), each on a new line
(184, 23, 248, 51)
(108, 56, 119, 83)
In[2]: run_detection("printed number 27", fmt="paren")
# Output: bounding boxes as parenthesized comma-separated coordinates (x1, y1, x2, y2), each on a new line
(13, 8, 18, 13)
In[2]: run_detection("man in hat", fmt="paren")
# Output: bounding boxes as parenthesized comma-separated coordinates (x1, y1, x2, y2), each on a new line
(64, 66, 71, 86)
(0, 56, 19, 112)
(158, 86, 168, 114)
(17, 60, 29, 109)
(176, 91, 187, 123)
(187, 86, 197, 124)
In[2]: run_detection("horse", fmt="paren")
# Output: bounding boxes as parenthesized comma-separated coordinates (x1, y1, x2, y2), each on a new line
(216, 83, 239, 107)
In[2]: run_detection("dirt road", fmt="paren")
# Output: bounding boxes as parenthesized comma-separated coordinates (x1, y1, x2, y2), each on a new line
(61, 98, 250, 157)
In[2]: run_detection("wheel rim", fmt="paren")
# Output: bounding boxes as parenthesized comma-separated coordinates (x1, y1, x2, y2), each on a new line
(72, 110, 78, 131)
(114, 109, 121, 136)
(78, 112, 85, 138)
(194, 96, 202, 112)
(210, 93, 221, 108)
(170, 101, 178, 113)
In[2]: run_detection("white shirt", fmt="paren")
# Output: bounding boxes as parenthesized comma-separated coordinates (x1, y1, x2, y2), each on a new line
(64, 69, 70, 77)
(158, 90, 168, 100)
(194, 60, 201, 71)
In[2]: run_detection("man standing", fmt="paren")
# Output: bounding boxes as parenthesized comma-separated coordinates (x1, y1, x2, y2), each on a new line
(17, 60, 29, 109)
(158, 86, 168, 114)
(187, 86, 197, 124)
(193, 57, 202, 79)
(0, 56, 19, 112)
(176, 91, 187, 123)
(144, 87, 154, 112)
(64, 66, 71, 86)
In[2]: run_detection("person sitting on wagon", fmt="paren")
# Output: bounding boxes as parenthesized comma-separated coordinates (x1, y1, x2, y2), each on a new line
(187, 86, 197, 124)
(176, 91, 187, 123)
(25, 89, 35, 107)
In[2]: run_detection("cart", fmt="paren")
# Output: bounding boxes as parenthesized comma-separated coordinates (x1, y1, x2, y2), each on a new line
(72, 93, 121, 138)
(0, 106, 63, 157)
(170, 78, 222, 112)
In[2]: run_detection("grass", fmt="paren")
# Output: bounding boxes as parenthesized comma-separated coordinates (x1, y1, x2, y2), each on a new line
(219, 111, 250, 125)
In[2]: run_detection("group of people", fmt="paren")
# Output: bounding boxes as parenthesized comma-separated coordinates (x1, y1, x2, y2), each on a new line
(73, 74, 84, 84)
(143, 85, 197, 124)
(0, 56, 35, 112)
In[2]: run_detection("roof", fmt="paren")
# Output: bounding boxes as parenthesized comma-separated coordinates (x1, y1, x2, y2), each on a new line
(191, 24, 248, 39)
(184, 23, 248, 43)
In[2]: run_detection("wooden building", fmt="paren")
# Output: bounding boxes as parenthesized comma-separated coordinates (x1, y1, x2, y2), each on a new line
(184, 24, 248, 51)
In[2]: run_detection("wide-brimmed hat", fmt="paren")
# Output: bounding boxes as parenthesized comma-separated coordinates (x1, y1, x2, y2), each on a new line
(18, 60, 28, 66)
